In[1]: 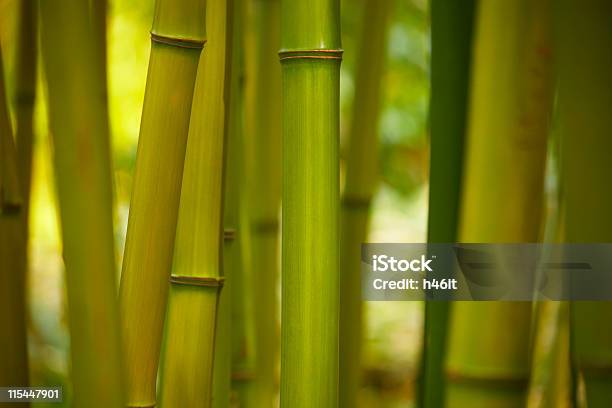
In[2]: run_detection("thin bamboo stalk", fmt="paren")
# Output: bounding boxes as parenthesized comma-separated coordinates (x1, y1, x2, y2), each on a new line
(213, 0, 248, 405)
(38, 0, 123, 406)
(0, 43, 29, 401)
(280, 0, 342, 405)
(244, 0, 282, 404)
(419, 1, 475, 407)
(118, 0, 207, 405)
(14, 0, 37, 205)
(158, 0, 233, 405)
(0, 0, 38, 397)
(555, 1, 612, 405)
(446, 0, 554, 406)
(0, 46, 21, 214)
(339, 0, 390, 406)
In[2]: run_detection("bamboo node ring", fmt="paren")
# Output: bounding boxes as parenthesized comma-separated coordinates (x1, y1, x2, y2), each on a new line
(170, 275, 225, 288)
(342, 196, 372, 209)
(278, 49, 343, 61)
(150, 32, 206, 49)
(224, 228, 237, 241)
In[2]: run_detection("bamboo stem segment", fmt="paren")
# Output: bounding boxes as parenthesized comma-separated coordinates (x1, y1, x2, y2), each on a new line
(419, 1, 475, 407)
(339, 0, 390, 406)
(446, 0, 554, 406)
(38, 0, 123, 405)
(158, 0, 233, 405)
(280, 0, 342, 405)
(555, 0, 612, 405)
(244, 0, 282, 404)
(0, 43, 30, 400)
(118, 0, 207, 405)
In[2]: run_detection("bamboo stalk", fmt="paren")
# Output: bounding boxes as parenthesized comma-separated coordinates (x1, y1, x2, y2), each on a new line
(118, 0, 207, 405)
(0, 0, 38, 397)
(14, 0, 37, 205)
(243, 0, 282, 404)
(446, 0, 554, 406)
(0, 46, 21, 214)
(555, 1, 612, 405)
(38, 0, 123, 406)
(339, 0, 390, 406)
(212, 0, 249, 405)
(280, 0, 342, 405)
(158, 0, 233, 405)
(0, 43, 29, 402)
(419, 1, 475, 407)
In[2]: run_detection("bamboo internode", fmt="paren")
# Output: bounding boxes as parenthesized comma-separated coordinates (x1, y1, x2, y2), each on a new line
(280, 0, 342, 405)
(119, 0, 207, 405)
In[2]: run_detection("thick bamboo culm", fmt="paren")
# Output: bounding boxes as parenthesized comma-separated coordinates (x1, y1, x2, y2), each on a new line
(0, 43, 29, 402)
(158, 0, 233, 405)
(118, 0, 207, 405)
(280, 0, 342, 405)
(244, 0, 282, 404)
(419, 1, 475, 407)
(446, 0, 553, 406)
(339, 0, 390, 406)
(38, 0, 124, 406)
(555, 1, 612, 405)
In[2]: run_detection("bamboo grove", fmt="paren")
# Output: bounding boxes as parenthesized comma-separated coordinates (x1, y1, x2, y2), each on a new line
(0, 0, 611, 407)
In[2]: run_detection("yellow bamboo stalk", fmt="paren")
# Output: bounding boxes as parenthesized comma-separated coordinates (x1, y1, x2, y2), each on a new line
(118, 0, 207, 405)
(39, 0, 123, 405)
(446, 0, 554, 406)
(158, 0, 233, 405)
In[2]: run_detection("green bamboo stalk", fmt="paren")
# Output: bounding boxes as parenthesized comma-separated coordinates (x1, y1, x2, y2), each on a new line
(339, 0, 390, 406)
(118, 0, 207, 405)
(158, 0, 233, 405)
(0, 46, 21, 214)
(244, 0, 282, 404)
(213, 0, 248, 405)
(38, 0, 123, 406)
(555, 1, 612, 405)
(0, 43, 29, 402)
(14, 0, 37, 206)
(280, 0, 341, 405)
(419, 1, 475, 407)
(0, 0, 38, 397)
(446, 0, 554, 406)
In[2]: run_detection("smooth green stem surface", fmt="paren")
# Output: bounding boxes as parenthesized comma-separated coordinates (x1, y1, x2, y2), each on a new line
(118, 0, 207, 405)
(446, 0, 553, 406)
(39, 0, 123, 406)
(555, 1, 612, 406)
(158, 0, 233, 406)
(339, 0, 390, 406)
(280, 0, 341, 405)
(419, 1, 474, 407)
(245, 0, 282, 404)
